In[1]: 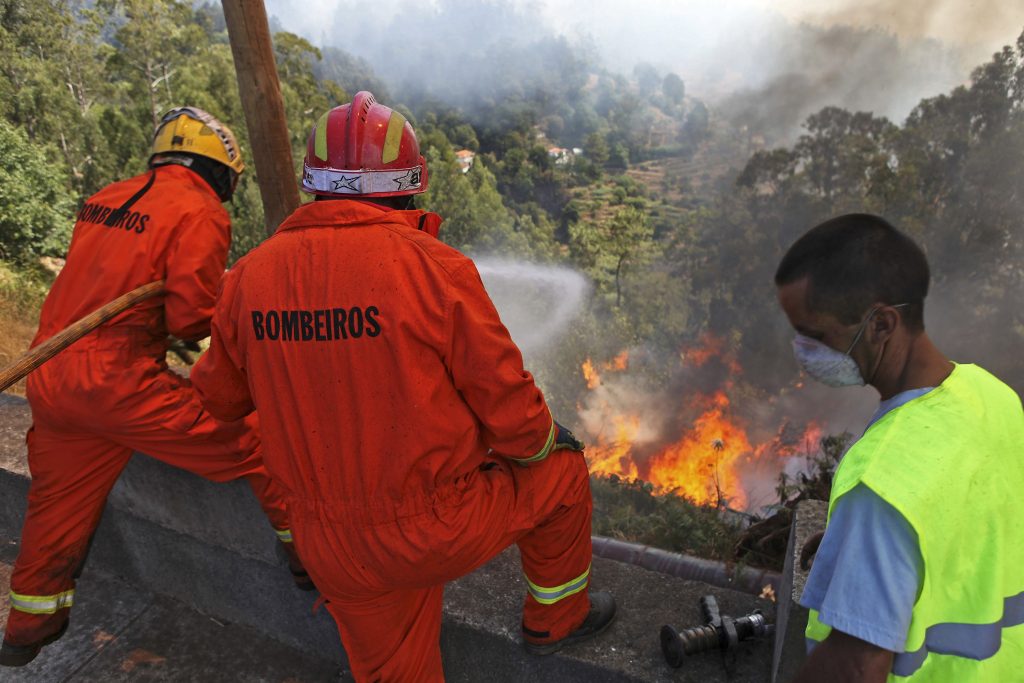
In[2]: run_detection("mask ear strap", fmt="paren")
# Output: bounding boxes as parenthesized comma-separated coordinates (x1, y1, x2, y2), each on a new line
(865, 337, 886, 385)
(845, 308, 877, 355)
(862, 303, 910, 385)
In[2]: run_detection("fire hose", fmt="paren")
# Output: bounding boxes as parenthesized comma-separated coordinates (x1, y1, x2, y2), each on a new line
(591, 536, 782, 596)
(661, 594, 773, 667)
(0, 280, 166, 393)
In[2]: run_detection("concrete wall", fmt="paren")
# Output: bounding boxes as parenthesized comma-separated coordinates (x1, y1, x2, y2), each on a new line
(0, 393, 776, 681)
(771, 500, 827, 683)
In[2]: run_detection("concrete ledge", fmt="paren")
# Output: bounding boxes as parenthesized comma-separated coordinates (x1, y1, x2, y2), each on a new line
(0, 396, 345, 663)
(0, 393, 774, 681)
(771, 499, 827, 683)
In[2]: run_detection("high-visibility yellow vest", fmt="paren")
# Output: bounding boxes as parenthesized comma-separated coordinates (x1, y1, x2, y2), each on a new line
(806, 363, 1024, 681)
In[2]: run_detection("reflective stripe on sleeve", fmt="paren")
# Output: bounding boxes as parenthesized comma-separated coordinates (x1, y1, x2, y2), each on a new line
(891, 590, 1024, 676)
(9, 589, 75, 615)
(275, 528, 294, 543)
(525, 563, 590, 606)
(516, 422, 556, 465)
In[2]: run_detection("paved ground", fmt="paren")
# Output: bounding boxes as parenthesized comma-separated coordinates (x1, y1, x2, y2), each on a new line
(0, 540, 347, 682)
(0, 540, 776, 683)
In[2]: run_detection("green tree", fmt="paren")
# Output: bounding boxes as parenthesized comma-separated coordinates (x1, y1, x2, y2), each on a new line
(419, 129, 538, 257)
(662, 73, 685, 105)
(793, 107, 897, 201)
(100, 0, 205, 128)
(633, 62, 661, 97)
(570, 205, 654, 308)
(0, 120, 76, 262)
(272, 32, 348, 166)
(0, 1, 116, 196)
(682, 100, 710, 141)
(584, 131, 610, 167)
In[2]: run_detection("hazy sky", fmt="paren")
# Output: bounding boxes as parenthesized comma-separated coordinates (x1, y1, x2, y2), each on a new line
(535, 0, 1024, 82)
(267, 0, 1024, 60)
(262, 0, 1024, 129)
(772, 0, 1024, 53)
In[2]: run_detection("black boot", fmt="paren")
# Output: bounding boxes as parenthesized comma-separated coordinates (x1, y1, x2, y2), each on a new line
(277, 540, 316, 592)
(0, 619, 69, 667)
(523, 591, 616, 656)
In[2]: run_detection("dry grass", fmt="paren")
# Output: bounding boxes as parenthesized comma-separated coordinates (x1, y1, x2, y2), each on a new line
(0, 308, 41, 397)
(0, 262, 50, 397)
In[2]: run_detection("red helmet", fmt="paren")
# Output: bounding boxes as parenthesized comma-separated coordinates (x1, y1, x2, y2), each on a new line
(301, 91, 428, 198)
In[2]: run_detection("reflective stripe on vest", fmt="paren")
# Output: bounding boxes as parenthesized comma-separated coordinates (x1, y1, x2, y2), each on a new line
(890, 590, 1024, 676)
(525, 563, 590, 605)
(9, 589, 75, 615)
(275, 528, 294, 543)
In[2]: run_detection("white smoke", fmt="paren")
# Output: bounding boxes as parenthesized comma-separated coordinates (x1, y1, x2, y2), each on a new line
(263, 0, 1024, 136)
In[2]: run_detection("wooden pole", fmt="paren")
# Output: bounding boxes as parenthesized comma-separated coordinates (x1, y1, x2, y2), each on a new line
(222, 0, 300, 235)
(0, 281, 165, 393)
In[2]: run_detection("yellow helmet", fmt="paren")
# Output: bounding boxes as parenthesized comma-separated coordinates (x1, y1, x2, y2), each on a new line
(150, 106, 245, 176)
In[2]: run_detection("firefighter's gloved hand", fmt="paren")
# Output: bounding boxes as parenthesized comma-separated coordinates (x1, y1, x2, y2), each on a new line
(168, 337, 202, 365)
(553, 420, 584, 452)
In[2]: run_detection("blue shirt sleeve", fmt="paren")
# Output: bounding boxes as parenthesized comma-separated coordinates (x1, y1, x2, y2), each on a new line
(799, 483, 923, 652)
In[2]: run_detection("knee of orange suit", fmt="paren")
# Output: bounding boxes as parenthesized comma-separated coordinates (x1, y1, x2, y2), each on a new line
(324, 588, 446, 683)
(567, 450, 591, 489)
(353, 639, 445, 683)
(542, 449, 591, 501)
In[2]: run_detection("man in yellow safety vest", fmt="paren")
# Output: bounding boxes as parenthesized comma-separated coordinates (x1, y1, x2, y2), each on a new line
(775, 213, 1023, 682)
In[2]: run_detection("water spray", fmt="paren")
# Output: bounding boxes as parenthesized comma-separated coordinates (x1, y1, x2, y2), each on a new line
(475, 258, 589, 354)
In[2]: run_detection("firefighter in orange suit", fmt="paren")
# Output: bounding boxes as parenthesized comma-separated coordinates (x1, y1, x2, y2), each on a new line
(0, 107, 304, 668)
(189, 92, 616, 681)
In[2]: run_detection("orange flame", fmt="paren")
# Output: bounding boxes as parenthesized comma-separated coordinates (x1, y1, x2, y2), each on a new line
(606, 350, 629, 371)
(682, 333, 742, 375)
(581, 336, 820, 509)
(585, 414, 641, 481)
(581, 350, 631, 390)
(646, 391, 752, 508)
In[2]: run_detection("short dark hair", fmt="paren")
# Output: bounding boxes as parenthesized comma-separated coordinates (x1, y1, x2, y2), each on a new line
(775, 213, 929, 330)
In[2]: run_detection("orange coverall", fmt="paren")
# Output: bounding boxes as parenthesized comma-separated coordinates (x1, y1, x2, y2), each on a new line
(191, 200, 593, 681)
(5, 164, 291, 647)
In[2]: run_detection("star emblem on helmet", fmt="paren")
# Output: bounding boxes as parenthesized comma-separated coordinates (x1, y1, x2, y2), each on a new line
(393, 169, 421, 192)
(331, 175, 361, 192)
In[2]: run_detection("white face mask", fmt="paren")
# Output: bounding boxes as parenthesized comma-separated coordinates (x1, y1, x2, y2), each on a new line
(791, 333, 866, 387)
(791, 304, 908, 387)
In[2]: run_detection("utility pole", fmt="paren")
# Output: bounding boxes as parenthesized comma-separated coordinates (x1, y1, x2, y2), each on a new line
(222, 0, 300, 235)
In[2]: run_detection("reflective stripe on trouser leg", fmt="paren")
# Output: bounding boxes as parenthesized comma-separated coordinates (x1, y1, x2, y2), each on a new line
(524, 563, 590, 605)
(9, 589, 75, 615)
(275, 528, 294, 543)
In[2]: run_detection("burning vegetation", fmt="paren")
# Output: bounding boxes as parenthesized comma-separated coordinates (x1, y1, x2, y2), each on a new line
(580, 335, 822, 512)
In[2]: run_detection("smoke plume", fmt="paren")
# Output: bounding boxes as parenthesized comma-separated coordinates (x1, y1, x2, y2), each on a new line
(264, 0, 1024, 141)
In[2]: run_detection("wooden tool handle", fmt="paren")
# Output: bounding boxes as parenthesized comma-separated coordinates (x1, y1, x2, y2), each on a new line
(0, 280, 166, 393)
